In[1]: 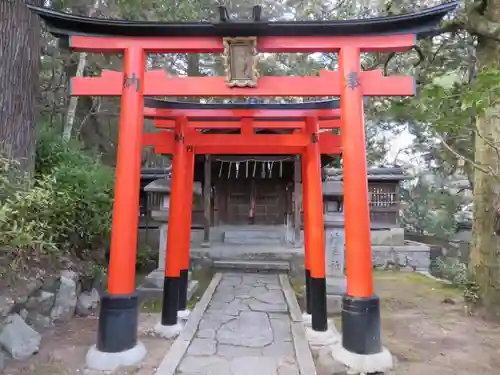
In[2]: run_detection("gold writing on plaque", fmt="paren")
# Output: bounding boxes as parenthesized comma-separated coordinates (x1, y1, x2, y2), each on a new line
(222, 37, 259, 87)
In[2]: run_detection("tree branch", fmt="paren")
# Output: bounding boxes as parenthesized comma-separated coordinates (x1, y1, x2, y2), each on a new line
(436, 132, 494, 176)
(448, 0, 500, 41)
(382, 45, 425, 76)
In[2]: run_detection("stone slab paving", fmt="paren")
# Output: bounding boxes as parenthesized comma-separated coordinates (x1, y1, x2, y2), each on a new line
(176, 273, 300, 375)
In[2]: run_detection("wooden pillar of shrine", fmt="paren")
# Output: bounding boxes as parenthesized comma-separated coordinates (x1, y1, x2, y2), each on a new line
(159, 117, 188, 336)
(202, 155, 211, 246)
(293, 155, 302, 245)
(178, 146, 195, 316)
(303, 117, 327, 331)
(97, 46, 145, 355)
(339, 46, 381, 355)
(301, 153, 312, 315)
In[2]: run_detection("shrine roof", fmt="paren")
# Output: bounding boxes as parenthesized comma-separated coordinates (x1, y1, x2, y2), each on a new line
(140, 167, 171, 180)
(145, 98, 342, 121)
(325, 167, 408, 181)
(27, 2, 457, 38)
(144, 98, 340, 110)
(143, 178, 203, 195)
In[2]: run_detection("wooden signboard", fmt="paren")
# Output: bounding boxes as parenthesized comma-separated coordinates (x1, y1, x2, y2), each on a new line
(222, 37, 259, 87)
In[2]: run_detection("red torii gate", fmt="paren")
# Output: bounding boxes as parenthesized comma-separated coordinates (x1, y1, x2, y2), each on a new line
(28, 2, 457, 372)
(142, 102, 343, 155)
(142, 98, 343, 323)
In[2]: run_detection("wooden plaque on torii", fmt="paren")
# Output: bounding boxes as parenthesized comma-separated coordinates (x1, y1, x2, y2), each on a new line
(222, 37, 259, 87)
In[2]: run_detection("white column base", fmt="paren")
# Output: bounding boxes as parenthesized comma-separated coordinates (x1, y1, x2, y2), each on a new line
(85, 342, 147, 371)
(302, 312, 312, 326)
(154, 322, 183, 339)
(177, 309, 191, 320)
(330, 342, 394, 374)
(305, 324, 341, 347)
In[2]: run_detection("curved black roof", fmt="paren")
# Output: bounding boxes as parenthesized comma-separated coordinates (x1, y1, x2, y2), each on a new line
(144, 99, 342, 121)
(144, 98, 340, 110)
(325, 166, 408, 181)
(27, 2, 458, 38)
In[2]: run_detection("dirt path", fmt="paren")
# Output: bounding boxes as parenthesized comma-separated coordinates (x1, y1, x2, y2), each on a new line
(375, 272, 499, 375)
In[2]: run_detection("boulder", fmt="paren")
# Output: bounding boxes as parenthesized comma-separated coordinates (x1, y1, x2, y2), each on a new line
(50, 272, 78, 323)
(19, 308, 29, 321)
(26, 312, 53, 331)
(0, 314, 41, 360)
(26, 291, 55, 316)
(76, 288, 100, 316)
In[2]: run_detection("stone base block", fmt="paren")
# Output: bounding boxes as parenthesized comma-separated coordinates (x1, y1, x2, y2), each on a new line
(327, 294, 342, 314)
(213, 259, 290, 272)
(177, 309, 191, 320)
(371, 227, 404, 246)
(326, 276, 346, 314)
(326, 276, 346, 295)
(222, 228, 284, 246)
(154, 322, 183, 339)
(302, 313, 312, 327)
(330, 342, 393, 374)
(372, 244, 431, 271)
(143, 269, 164, 289)
(305, 323, 340, 348)
(138, 270, 198, 302)
(85, 342, 147, 371)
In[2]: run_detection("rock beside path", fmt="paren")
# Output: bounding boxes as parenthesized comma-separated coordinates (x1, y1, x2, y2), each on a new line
(50, 271, 79, 322)
(0, 314, 41, 360)
(76, 288, 100, 316)
(0, 269, 102, 366)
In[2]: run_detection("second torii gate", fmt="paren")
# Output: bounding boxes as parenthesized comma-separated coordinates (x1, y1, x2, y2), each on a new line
(142, 98, 343, 330)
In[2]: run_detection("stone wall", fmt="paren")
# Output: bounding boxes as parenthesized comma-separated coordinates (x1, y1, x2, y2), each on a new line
(372, 243, 431, 271)
(138, 224, 406, 250)
(0, 270, 100, 370)
(324, 227, 431, 274)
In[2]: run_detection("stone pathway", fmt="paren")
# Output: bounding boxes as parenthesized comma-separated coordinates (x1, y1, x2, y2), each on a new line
(176, 273, 300, 375)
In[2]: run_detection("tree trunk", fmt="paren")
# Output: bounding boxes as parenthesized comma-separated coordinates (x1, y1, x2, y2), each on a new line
(0, 0, 42, 176)
(63, 52, 88, 142)
(470, 0, 500, 319)
(187, 54, 200, 77)
(62, 1, 100, 142)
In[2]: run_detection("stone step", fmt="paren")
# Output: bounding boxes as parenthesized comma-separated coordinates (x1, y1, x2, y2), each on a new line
(138, 280, 199, 301)
(223, 229, 284, 245)
(213, 259, 290, 272)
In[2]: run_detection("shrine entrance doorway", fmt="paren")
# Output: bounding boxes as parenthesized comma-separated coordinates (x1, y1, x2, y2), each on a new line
(209, 155, 295, 227)
(252, 179, 287, 225)
(219, 176, 288, 226)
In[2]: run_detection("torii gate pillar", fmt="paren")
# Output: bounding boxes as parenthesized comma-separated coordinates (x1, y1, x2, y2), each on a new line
(334, 46, 392, 370)
(86, 46, 147, 370)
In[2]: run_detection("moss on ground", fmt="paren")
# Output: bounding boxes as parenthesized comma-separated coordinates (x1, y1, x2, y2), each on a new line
(139, 267, 215, 313)
(140, 298, 163, 313)
(288, 270, 464, 329)
(289, 275, 305, 296)
(374, 270, 463, 301)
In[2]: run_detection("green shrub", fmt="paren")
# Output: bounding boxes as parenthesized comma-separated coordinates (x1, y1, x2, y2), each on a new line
(436, 258, 480, 304)
(0, 129, 114, 262)
(49, 160, 114, 253)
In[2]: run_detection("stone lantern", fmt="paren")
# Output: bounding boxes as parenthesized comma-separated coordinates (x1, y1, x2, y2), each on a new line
(140, 178, 199, 300)
(142, 178, 171, 289)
